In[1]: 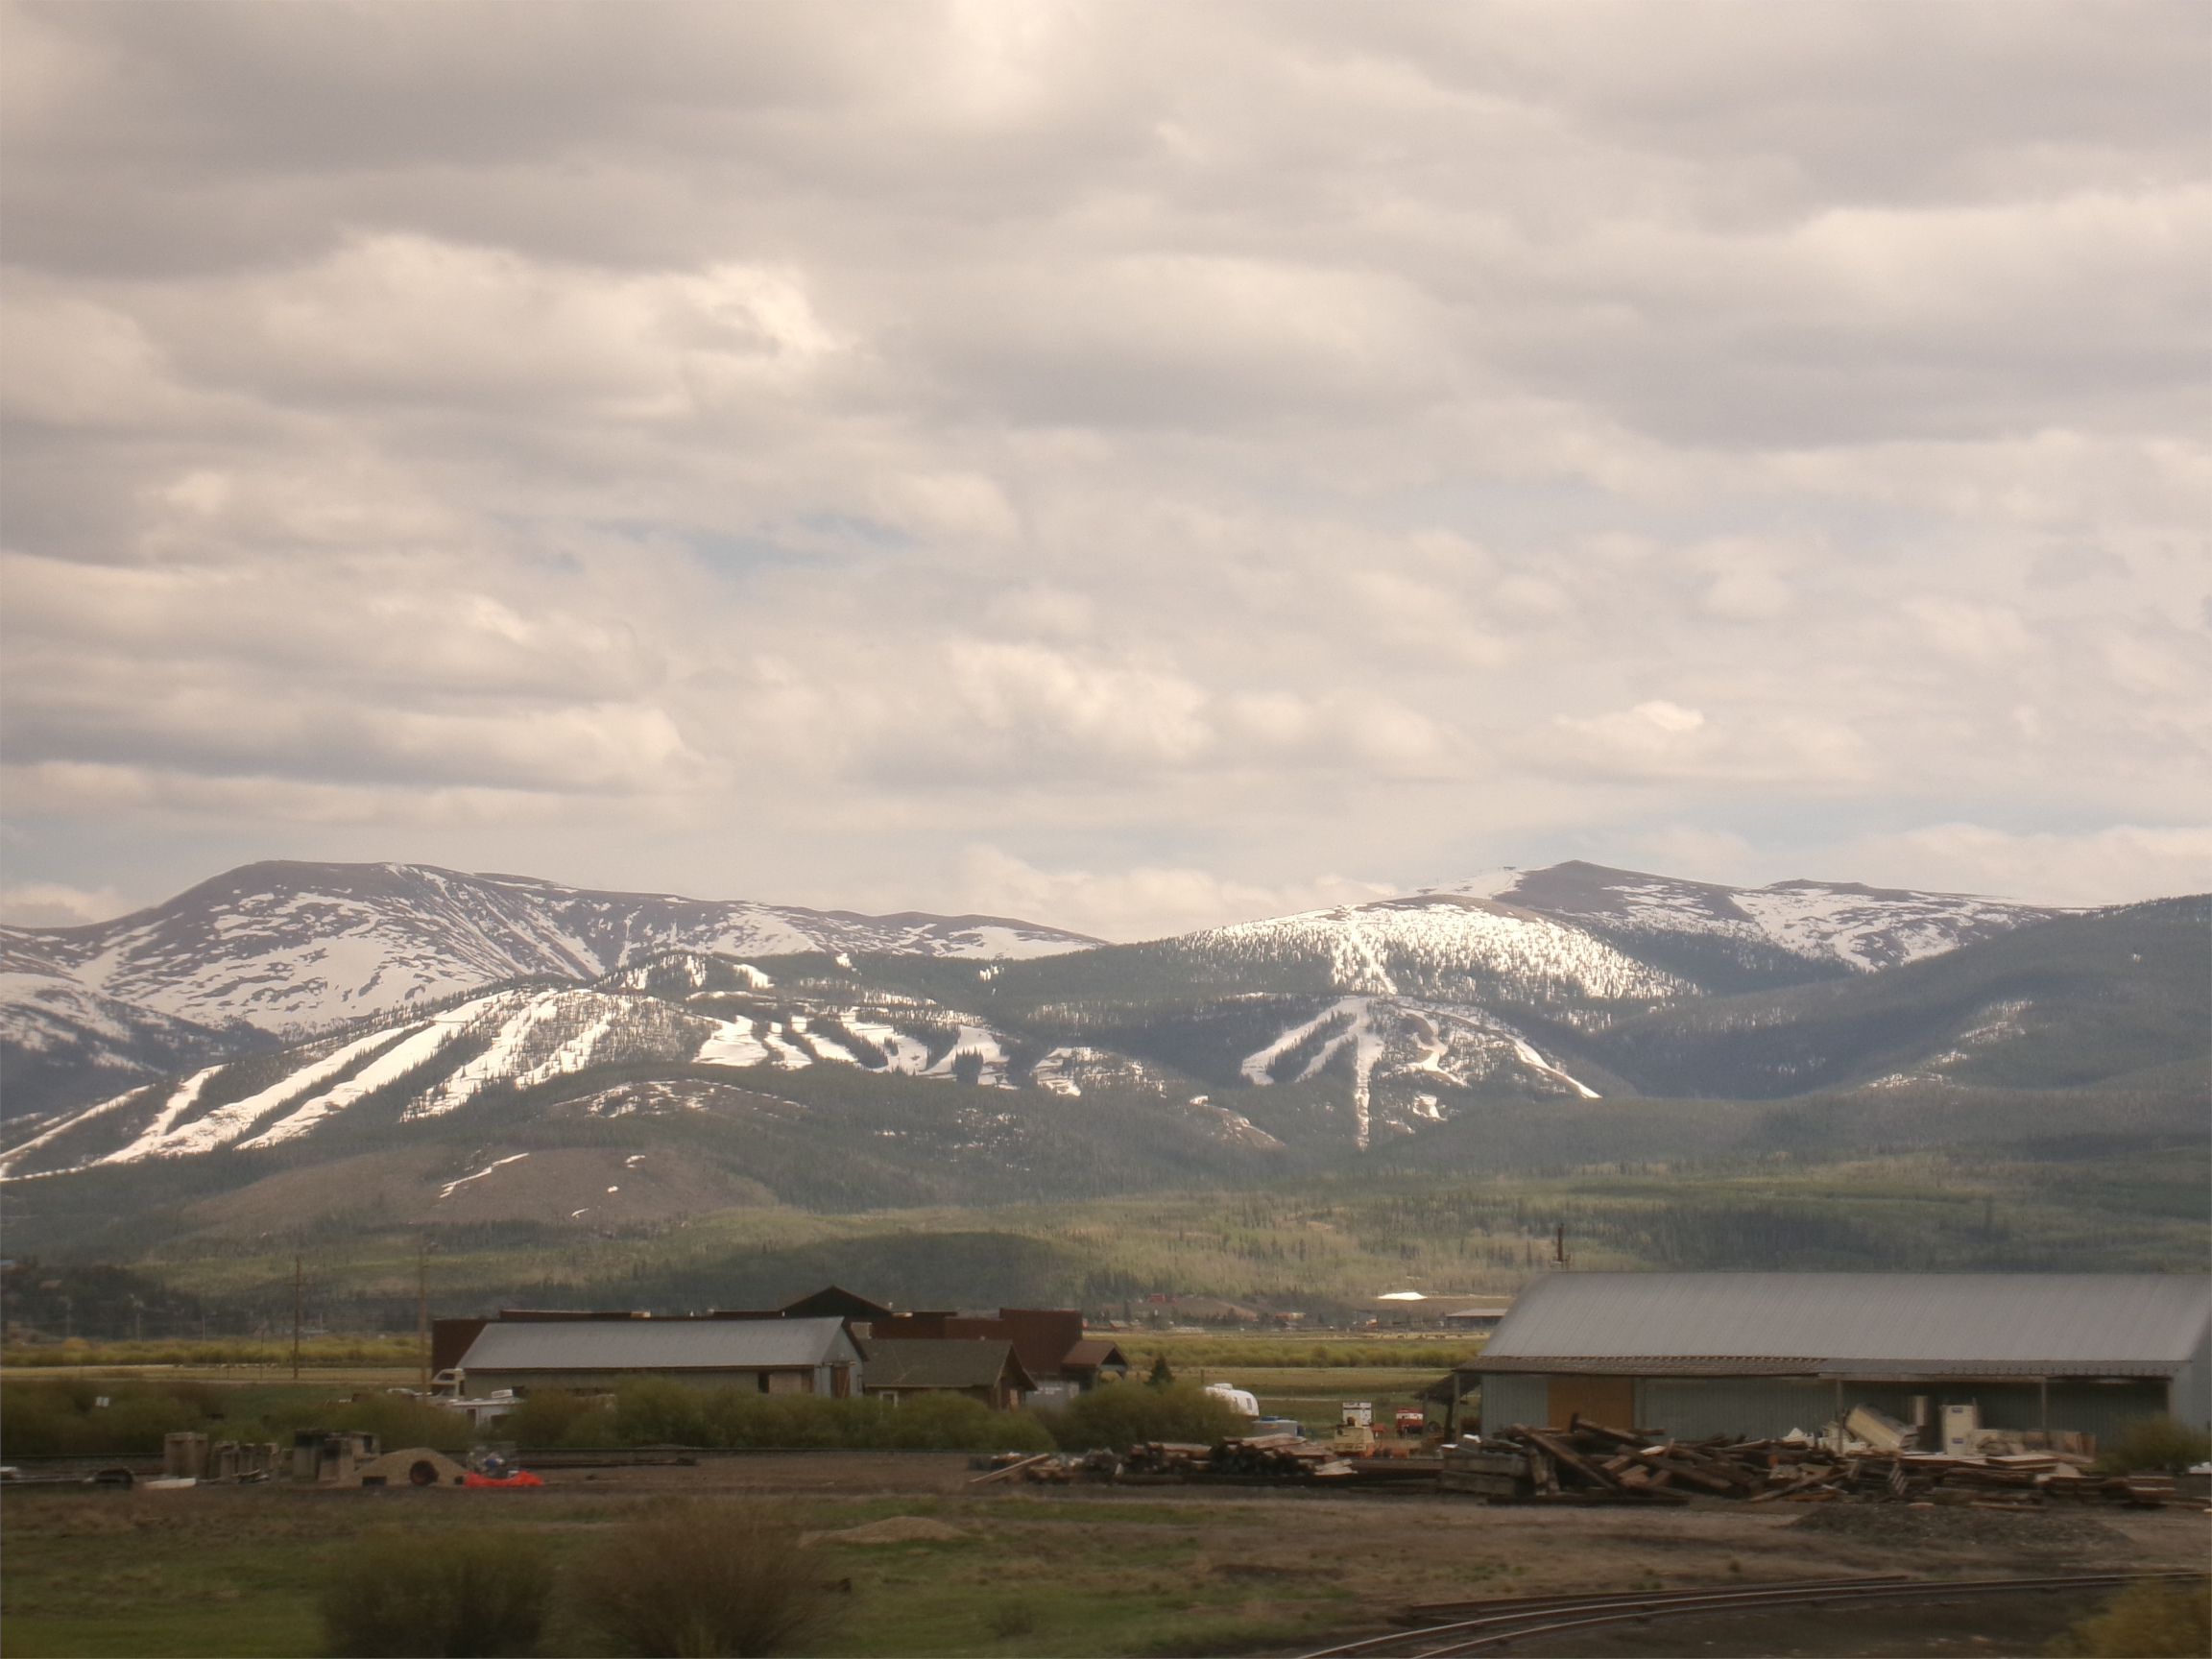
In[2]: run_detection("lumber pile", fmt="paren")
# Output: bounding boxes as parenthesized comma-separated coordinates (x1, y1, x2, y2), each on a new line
(1440, 1416, 2177, 1509)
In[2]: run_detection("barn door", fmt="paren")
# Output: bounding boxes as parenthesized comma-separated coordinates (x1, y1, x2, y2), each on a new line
(1546, 1375, 1634, 1431)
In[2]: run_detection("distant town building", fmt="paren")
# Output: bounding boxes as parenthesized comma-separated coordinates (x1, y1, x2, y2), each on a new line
(860, 1339, 1034, 1409)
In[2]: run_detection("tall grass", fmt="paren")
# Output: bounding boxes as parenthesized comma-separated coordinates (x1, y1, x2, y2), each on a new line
(1, 1334, 423, 1368)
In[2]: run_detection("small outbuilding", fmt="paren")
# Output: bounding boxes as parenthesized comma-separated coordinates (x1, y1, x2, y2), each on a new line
(455, 1314, 862, 1398)
(1457, 1272, 2211, 1447)
(860, 1339, 1035, 1409)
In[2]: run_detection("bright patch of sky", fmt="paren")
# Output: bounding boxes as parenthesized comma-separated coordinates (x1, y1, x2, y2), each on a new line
(2, 0, 2205, 938)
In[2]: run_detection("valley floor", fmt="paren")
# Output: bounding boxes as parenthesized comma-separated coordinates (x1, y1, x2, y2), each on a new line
(3, 1453, 2204, 1659)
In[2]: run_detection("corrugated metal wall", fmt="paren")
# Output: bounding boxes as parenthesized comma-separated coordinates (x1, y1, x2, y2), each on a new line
(1478, 1373, 2177, 1447)
(1477, 1374, 1547, 1433)
(2174, 1319, 2211, 1432)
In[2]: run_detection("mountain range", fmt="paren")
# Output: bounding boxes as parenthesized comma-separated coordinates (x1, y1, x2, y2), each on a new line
(3, 856, 2200, 1263)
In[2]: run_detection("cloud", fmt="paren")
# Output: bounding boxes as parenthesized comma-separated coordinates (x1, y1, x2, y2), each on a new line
(0, 881, 126, 928)
(1822, 823, 2212, 908)
(951, 845, 1397, 941)
(0, 2, 2204, 919)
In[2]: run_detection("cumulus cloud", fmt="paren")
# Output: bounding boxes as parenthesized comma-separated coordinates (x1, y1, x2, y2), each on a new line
(0, 1, 2203, 920)
(952, 846, 1398, 941)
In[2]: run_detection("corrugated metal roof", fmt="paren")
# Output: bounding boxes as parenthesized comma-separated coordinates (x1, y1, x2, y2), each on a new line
(860, 1339, 1028, 1390)
(1468, 1356, 2184, 1378)
(1472, 1273, 2211, 1370)
(459, 1315, 856, 1372)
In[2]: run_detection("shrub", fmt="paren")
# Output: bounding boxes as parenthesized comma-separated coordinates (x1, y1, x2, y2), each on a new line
(502, 1381, 1052, 1454)
(319, 1528, 553, 1658)
(2090, 1415, 2211, 1474)
(2048, 1579, 2211, 1658)
(565, 1502, 840, 1658)
(499, 1388, 613, 1450)
(1041, 1380, 1247, 1452)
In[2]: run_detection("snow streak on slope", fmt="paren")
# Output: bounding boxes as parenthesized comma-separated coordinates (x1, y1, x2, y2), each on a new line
(100, 1026, 410, 1164)
(4, 974, 1034, 1175)
(1238, 996, 1600, 1149)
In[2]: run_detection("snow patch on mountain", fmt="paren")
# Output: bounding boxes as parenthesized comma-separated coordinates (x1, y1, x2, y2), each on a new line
(1238, 995, 1601, 1149)
(1, 860, 1099, 1040)
(1199, 895, 1685, 1003)
(1443, 861, 2061, 974)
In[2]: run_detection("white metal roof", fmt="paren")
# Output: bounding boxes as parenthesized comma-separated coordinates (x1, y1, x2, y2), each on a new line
(1474, 1273, 2211, 1373)
(458, 1316, 858, 1372)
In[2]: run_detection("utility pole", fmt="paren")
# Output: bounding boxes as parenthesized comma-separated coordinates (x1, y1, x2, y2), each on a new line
(291, 1255, 303, 1381)
(416, 1238, 430, 1397)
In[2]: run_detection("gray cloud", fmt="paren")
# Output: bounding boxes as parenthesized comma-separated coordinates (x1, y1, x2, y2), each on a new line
(2, 0, 2206, 932)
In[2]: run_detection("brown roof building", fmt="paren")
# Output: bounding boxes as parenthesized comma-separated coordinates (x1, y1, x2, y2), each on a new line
(860, 1339, 1035, 1409)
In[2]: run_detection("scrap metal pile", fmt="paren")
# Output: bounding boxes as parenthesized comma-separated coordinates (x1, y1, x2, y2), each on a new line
(1441, 1416, 2181, 1509)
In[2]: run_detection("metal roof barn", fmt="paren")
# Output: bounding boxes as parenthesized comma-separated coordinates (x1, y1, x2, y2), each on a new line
(1459, 1273, 2211, 1445)
(456, 1315, 862, 1398)
(1478, 1273, 2209, 1374)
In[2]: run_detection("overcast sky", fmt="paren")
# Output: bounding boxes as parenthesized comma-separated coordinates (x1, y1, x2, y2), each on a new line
(2, 0, 2206, 938)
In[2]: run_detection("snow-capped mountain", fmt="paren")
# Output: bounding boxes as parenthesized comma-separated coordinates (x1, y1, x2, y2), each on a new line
(0, 861, 1099, 1116)
(1433, 861, 2061, 974)
(3, 890, 2199, 1253)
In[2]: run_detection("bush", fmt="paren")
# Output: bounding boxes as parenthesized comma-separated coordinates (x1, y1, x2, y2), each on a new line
(500, 1382, 1051, 1454)
(2090, 1415, 2211, 1474)
(1040, 1381, 1248, 1452)
(611, 1376, 711, 1447)
(319, 1528, 553, 1657)
(565, 1502, 840, 1658)
(2049, 1579, 2211, 1658)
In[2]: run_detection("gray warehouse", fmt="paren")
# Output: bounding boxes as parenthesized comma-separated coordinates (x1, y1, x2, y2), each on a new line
(1460, 1272, 2211, 1448)
(455, 1315, 863, 1397)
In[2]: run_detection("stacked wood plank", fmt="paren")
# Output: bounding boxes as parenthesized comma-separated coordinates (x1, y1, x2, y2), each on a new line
(1438, 1416, 2178, 1509)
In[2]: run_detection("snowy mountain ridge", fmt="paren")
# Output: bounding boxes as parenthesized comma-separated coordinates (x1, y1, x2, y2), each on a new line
(1428, 862, 2062, 974)
(3, 860, 1100, 1035)
(0, 855, 2068, 1124)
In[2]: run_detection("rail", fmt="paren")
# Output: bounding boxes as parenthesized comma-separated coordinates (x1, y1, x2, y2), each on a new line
(1296, 1570, 2212, 1659)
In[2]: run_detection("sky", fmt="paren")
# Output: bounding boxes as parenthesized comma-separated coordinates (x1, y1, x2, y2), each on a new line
(2, 0, 2206, 940)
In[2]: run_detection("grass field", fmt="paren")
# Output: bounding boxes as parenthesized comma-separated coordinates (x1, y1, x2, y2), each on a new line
(0, 1485, 1361, 1659)
(6, 1455, 2205, 1659)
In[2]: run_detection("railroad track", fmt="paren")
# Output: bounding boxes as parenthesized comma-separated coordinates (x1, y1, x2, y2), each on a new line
(1296, 1569, 2211, 1657)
